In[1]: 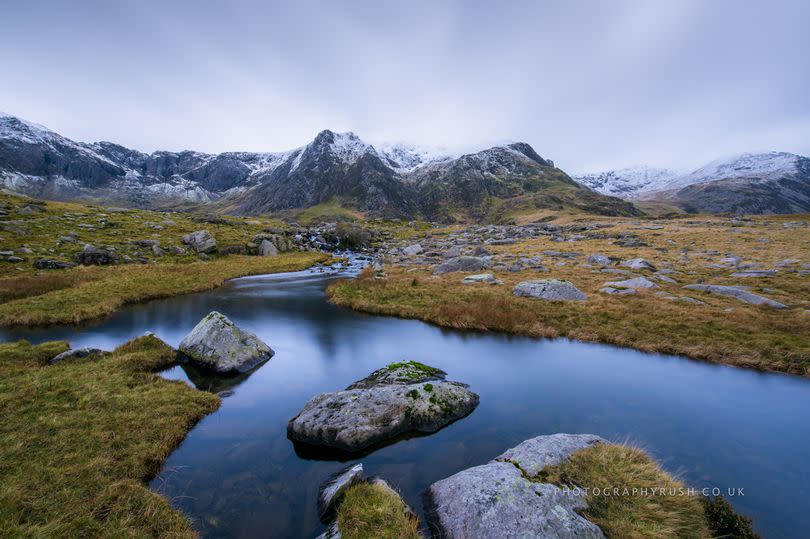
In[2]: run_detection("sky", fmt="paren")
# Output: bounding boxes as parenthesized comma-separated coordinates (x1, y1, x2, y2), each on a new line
(1, 0, 808, 173)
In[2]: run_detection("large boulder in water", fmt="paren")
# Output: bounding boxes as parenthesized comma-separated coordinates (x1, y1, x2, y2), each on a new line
(181, 230, 217, 254)
(287, 361, 479, 452)
(425, 433, 607, 539)
(178, 311, 274, 373)
(513, 279, 588, 301)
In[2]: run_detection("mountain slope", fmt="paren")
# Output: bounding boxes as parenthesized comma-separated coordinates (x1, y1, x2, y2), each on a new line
(0, 113, 638, 220)
(574, 166, 681, 199)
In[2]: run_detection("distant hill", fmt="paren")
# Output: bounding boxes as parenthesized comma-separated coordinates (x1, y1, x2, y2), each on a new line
(0, 113, 639, 221)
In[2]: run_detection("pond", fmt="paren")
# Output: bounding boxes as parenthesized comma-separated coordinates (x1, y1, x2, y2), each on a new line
(3, 259, 809, 538)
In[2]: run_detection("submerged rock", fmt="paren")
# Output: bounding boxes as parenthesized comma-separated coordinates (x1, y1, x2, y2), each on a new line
(513, 279, 587, 301)
(425, 433, 606, 539)
(434, 256, 489, 275)
(181, 230, 217, 254)
(682, 284, 787, 308)
(178, 311, 274, 373)
(318, 464, 364, 522)
(287, 361, 479, 452)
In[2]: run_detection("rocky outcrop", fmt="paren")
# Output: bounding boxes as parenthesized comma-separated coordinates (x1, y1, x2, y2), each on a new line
(434, 256, 490, 275)
(682, 284, 787, 309)
(181, 230, 217, 254)
(513, 279, 587, 301)
(287, 361, 479, 452)
(425, 433, 606, 539)
(178, 311, 274, 373)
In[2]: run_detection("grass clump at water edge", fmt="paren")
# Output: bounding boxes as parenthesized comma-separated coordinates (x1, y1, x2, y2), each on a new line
(0, 335, 220, 537)
(336, 482, 422, 539)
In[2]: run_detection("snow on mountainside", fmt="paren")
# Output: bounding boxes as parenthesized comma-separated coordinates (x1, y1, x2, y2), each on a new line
(378, 143, 457, 172)
(573, 166, 681, 198)
(665, 152, 801, 190)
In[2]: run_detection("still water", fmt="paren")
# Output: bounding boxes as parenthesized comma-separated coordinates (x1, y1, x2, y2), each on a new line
(3, 261, 809, 538)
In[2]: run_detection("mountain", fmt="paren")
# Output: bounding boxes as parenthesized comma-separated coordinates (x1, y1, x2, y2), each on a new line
(0, 113, 639, 221)
(573, 166, 681, 199)
(574, 152, 810, 214)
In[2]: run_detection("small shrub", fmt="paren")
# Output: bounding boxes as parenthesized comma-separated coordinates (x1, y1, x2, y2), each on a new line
(702, 496, 760, 539)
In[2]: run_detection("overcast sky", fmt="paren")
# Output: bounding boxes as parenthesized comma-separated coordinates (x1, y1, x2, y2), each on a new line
(2, 0, 808, 173)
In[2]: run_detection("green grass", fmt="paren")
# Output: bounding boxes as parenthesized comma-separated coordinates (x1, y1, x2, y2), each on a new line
(336, 482, 422, 539)
(294, 197, 365, 224)
(538, 444, 711, 538)
(0, 252, 329, 326)
(0, 336, 220, 538)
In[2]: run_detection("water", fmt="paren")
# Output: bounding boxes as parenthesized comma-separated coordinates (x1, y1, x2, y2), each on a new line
(3, 261, 809, 538)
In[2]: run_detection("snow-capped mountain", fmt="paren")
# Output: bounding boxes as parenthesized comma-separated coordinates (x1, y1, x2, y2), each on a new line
(575, 152, 810, 214)
(574, 166, 681, 198)
(0, 112, 639, 220)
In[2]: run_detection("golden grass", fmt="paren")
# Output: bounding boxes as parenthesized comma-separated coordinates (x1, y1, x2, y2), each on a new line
(0, 336, 220, 538)
(0, 252, 328, 327)
(336, 482, 422, 539)
(328, 214, 810, 376)
(539, 444, 711, 538)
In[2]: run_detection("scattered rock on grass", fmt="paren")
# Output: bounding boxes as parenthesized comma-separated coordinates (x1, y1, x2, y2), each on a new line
(462, 273, 502, 285)
(258, 239, 278, 256)
(48, 347, 104, 365)
(434, 256, 490, 275)
(682, 284, 787, 309)
(513, 279, 587, 301)
(181, 230, 217, 254)
(619, 258, 656, 271)
(603, 276, 658, 290)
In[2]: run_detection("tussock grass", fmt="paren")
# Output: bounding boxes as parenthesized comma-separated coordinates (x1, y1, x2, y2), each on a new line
(0, 252, 328, 326)
(539, 444, 711, 538)
(328, 214, 810, 376)
(336, 482, 422, 539)
(0, 336, 220, 537)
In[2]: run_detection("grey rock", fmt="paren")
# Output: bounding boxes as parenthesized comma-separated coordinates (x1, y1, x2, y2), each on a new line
(402, 243, 423, 256)
(678, 296, 706, 305)
(683, 284, 787, 309)
(443, 245, 464, 258)
(426, 434, 606, 539)
(513, 279, 587, 301)
(181, 230, 217, 254)
(34, 258, 76, 270)
(151, 244, 164, 257)
(619, 258, 656, 271)
(178, 311, 274, 373)
(318, 464, 364, 522)
(586, 253, 612, 266)
(434, 256, 489, 275)
(599, 286, 636, 295)
(730, 270, 777, 278)
(462, 273, 502, 285)
(287, 362, 479, 452)
(48, 347, 104, 365)
(258, 239, 278, 256)
(472, 245, 491, 256)
(6, 256, 24, 263)
(76, 244, 118, 265)
(603, 276, 658, 290)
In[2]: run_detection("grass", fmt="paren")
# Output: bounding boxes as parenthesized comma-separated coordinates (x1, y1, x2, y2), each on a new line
(538, 444, 710, 539)
(0, 336, 220, 538)
(0, 252, 328, 326)
(294, 197, 365, 224)
(336, 482, 422, 539)
(328, 214, 810, 376)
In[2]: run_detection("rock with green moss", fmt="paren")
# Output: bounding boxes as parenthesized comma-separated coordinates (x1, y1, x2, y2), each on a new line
(178, 311, 274, 374)
(287, 361, 478, 452)
(425, 433, 606, 538)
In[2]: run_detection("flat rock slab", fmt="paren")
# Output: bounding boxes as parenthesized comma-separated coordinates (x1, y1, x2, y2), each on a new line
(287, 362, 479, 452)
(462, 273, 502, 285)
(426, 434, 606, 539)
(683, 284, 787, 309)
(730, 270, 777, 278)
(619, 258, 656, 271)
(179, 311, 275, 373)
(514, 279, 587, 301)
(434, 256, 489, 275)
(603, 276, 658, 290)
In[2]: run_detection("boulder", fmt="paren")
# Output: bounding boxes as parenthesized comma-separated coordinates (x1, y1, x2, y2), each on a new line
(181, 230, 217, 254)
(682, 284, 787, 309)
(730, 270, 777, 278)
(602, 276, 658, 290)
(258, 239, 278, 256)
(434, 256, 489, 275)
(586, 253, 612, 266)
(513, 279, 587, 301)
(619, 258, 656, 271)
(318, 463, 364, 522)
(402, 243, 423, 256)
(178, 311, 274, 373)
(48, 347, 104, 365)
(76, 244, 118, 265)
(425, 434, 606, 539)
(599, 286, 636, 295)
(287, 361, 479, 452)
